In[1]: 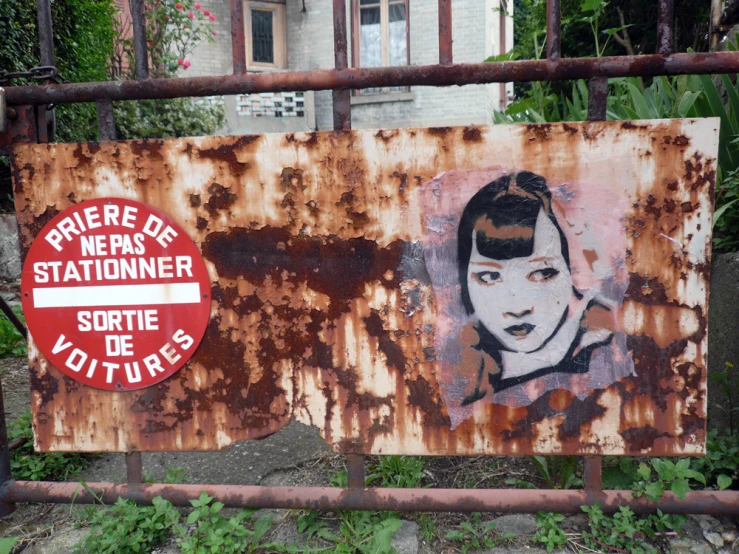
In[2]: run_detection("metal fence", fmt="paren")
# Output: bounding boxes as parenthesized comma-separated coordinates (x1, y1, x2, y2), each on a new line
(0, 0, 738, 517)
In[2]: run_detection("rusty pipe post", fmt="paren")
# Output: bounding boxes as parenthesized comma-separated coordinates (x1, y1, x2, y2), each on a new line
(546, 0, 561, 61)
(231, 0, 247, 75)
(125, 452, 143, 486)
(656, 0, 674, 56)
(131, 0, 150, 79)
(587, 76, 608, 121)
(96, 100, 116, 141)
(332, 0, 351, 130)
(0, 380, 16, 517)
(439, 0, 453, 64)
(36, 0, 55, 143)
(346, 454, 365, 489)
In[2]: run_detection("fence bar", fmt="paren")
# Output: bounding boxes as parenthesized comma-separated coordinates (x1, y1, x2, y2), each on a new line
(583, 456, 603, 490)
(9, 52, 739, 107)
(711, 0, 723, 51)
(0, 296, 26, 340)
(438, 0, 453, 64)
(545, 0, 561, 60)
(131, 0, 150, 79)
(7, 481, 739, 515)
(0, 384, 15, 517)
(230, 0, 247, 75)
(95, 99, 116, 140)
(657, 0, 674, 56)
(346, 454, 365, 489)
(332, 0, 351, 131)
(587, 76, 608, 121)
(125, 452, 143, 485)
(36, 0, 55, 66)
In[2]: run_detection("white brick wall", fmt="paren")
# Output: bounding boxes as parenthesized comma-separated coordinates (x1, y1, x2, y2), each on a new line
(187, 0, 513, 132)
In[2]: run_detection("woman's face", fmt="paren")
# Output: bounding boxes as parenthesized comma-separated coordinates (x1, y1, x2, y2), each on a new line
(466, 209, 573, 353)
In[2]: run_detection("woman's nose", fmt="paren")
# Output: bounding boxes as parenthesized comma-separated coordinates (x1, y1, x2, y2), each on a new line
(504, 308, 533, 318)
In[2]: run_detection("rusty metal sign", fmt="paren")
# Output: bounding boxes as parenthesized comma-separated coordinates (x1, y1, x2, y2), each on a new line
(11, 120, 718, 456)
(20, 198, 212, 391)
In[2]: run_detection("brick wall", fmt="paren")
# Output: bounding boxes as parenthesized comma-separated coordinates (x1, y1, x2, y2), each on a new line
(187, 0, 513, 132)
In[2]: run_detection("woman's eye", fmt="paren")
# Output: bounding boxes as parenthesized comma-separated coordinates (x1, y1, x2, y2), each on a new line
(528, 267, 560, 282)
(473, 271, 501, 284)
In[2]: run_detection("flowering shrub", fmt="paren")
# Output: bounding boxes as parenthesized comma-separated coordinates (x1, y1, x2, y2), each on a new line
(113, 0, 216, 78)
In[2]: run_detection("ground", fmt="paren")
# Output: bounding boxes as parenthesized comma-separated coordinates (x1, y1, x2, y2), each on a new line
(0, 284, 738, 553)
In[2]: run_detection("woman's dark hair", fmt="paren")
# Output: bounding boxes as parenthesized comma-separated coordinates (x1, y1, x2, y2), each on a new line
(458, 171, 570, 315)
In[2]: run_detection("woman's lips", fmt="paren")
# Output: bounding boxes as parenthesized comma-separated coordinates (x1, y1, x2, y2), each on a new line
(504, 323, 535, 337)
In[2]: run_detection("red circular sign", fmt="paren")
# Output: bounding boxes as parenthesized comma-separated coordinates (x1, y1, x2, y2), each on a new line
(21, 198, 211, 391)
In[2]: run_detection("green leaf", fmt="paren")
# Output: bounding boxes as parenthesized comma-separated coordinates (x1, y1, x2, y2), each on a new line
(670, 479, 690, 501)
(627, 83, 654, 119)
(718, 474, 733, 490)
(713, 198, 739, 227)
(645, 481, 665, 502)
(580, 0, 603, 13)
(677, 91, 701, 117)
(0, 538, 17, 554)
(637, 462, 651, 480)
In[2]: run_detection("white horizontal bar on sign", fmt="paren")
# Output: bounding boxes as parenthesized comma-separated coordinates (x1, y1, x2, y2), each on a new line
(33, 282, 201, 308)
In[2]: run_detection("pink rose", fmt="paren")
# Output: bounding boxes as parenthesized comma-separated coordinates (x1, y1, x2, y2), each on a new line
(178, 58, 184, 66)
(195, 2, 201, 8)
(188, 11, 194, 18)
(209, 14, 216, 21)
(203, 9, 209, 15)
(213, 30, 217, 36)
(184, 60, 191, 69)
(175, 3, 183, 9)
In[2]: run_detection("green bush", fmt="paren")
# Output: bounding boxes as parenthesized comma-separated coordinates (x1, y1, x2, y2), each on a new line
(0, 306, 26, 358)
(114, 97, 225, 140)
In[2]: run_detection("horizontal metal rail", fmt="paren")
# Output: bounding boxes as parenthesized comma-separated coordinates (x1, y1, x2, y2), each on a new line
(6, 52, 739, 106)
(5, 481, 739, 515)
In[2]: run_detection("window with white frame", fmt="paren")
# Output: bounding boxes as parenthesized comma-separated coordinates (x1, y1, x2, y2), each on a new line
(352, 0, 409, 91)
(244, 0, 287, 69)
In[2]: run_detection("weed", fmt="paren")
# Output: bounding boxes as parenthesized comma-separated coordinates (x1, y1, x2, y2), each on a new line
(366, 455, 427, 488)
(416, 513, 436, 543)
(9, 410, 99, 481)
(144, 465, 189, 485)
(333, 510, 402, 554)
(176, 491, 274, 554)
(0, 305, 26, 358)
(533, 512, 567, 553)
(72, 496, 179, 554)
(446, 512, 516, 553)
(632, 458, 705, 502)
(580, 504, 686, 554)
(691, 429, 739, 490)
(297, 510, 340, 543)
(506, 455, 581, 490)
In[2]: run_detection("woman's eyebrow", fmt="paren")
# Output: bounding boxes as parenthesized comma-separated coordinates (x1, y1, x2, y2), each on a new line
(470, 261, 503, 268)
(528, 256, 557, 263)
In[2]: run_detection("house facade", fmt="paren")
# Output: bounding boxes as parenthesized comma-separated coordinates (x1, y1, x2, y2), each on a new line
(187, 0, 514, 133)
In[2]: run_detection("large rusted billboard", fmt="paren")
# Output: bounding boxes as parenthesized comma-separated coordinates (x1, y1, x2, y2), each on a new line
(11, 119, 718, 456)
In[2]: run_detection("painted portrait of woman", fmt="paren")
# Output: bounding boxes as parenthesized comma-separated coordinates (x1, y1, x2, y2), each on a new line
(420, 168, 634, 428)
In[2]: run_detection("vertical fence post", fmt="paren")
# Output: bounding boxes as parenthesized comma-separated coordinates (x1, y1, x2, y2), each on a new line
(96, 100, 116, 141)
(545, 0, 561, 61)
(36, 0, 56, 143)
(332, 0, 351, 131)
(231, 0, 247, 75)
(438, 0, 453, 65)
(126, 452, 143, 486)
(581, 74, 609, 493)
(656, 0, 674, 56)
(131, 0, 150, 80)
(333, 0, 361, 486)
